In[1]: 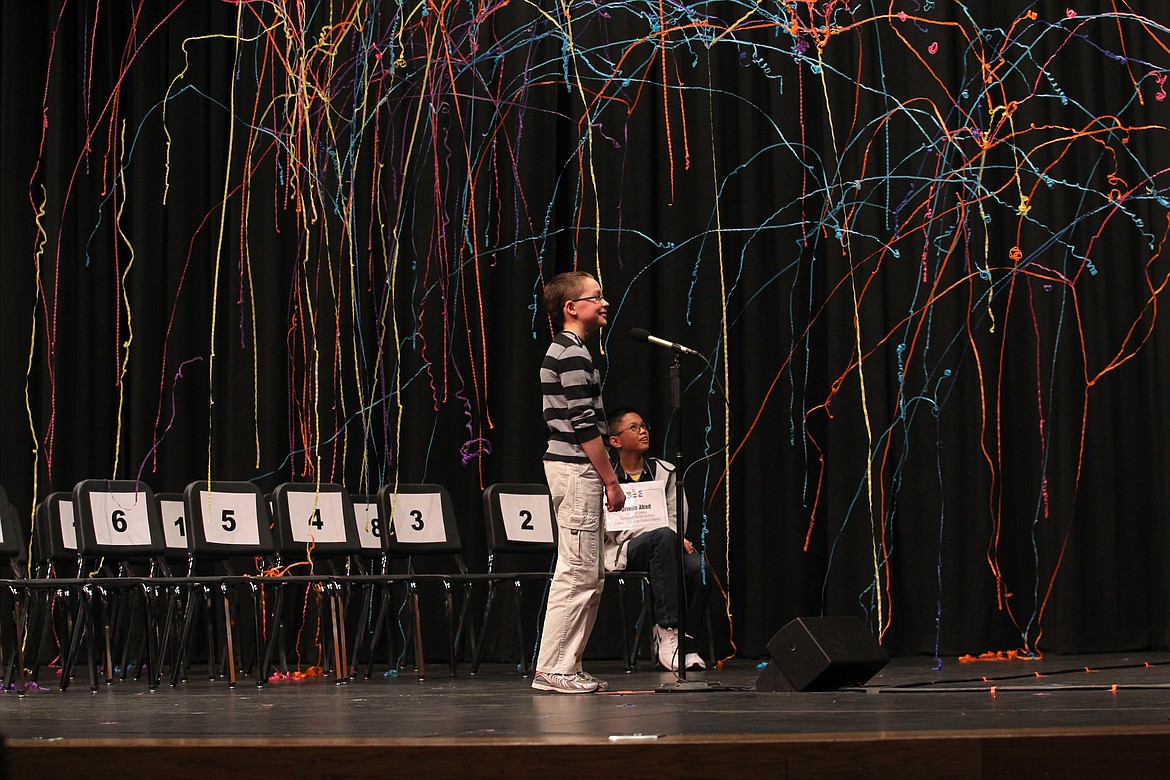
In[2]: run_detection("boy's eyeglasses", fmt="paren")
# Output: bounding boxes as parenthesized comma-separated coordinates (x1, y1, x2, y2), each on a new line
(615, 422, 649, 435)
(570, 294, 606, 303)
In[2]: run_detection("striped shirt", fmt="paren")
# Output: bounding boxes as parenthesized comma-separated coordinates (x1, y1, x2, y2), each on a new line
(541, 331, 608, 463)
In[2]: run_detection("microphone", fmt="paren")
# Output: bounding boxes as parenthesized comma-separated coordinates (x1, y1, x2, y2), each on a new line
(630, 327, 702, 356)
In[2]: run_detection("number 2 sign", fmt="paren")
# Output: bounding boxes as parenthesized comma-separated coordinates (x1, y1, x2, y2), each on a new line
(497, 493, 554, 544)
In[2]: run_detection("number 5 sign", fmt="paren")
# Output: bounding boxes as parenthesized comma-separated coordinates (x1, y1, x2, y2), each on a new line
(195, 488, 262, 547)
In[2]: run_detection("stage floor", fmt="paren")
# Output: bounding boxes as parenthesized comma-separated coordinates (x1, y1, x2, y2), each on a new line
(4, 653, 1170, 778)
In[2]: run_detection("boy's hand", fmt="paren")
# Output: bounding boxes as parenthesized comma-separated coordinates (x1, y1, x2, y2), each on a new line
(605, 481, 626, 512)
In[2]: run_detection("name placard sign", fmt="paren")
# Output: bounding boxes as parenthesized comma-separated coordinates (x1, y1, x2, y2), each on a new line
(603, 480, 668, 532)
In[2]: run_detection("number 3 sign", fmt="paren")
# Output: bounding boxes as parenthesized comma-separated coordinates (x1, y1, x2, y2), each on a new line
(388, 491, 445, 543)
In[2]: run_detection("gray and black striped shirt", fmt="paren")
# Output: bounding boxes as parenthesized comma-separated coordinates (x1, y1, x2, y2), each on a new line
(541, 331, 609, 463)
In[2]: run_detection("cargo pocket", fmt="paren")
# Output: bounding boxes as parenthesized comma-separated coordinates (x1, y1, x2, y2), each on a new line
(560, 511, 599, 566)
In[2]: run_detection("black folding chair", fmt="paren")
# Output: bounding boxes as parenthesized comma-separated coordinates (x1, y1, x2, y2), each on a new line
(265, 482, 361, 684)
(0, 490, 32, 692)
(471, 483, 558, 676)
(363, 483, 481, 680)
(61, 479, 167, 692)
(163, 480, 275, 688)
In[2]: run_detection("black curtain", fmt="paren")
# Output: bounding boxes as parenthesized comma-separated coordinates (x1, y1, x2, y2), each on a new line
(3, 1, 1170, 662)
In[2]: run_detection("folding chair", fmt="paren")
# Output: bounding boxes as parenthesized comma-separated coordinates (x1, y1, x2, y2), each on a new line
(148, 492, 195, 686)
(0, 491, 31, 692)
(62, 479, 167, 691)
(365, 483, 480, 680)
(345, 493, 388, 676)
(471, 483, 557, 676)
(265, 482, 360, 684)
(16, 492, 80, 686)
(165, 480, 275, 688)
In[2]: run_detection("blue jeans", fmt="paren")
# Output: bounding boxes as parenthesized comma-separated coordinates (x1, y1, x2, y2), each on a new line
(625, 526, 707, 650)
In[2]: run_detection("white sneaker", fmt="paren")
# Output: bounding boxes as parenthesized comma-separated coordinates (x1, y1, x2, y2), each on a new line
(652, 625, 679, 671)
(684, 653, 706, 670)
(576, 671, 609, 692)
(532, 671, 598, 693)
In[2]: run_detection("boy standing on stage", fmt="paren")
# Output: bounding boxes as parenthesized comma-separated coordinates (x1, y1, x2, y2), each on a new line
(532, 271, 626, 694)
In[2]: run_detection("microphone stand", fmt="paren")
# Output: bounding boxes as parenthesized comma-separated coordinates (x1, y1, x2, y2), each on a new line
(657, 349, 722, 692)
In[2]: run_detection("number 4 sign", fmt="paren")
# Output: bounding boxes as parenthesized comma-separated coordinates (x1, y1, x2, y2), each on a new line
(286, 491, 348, 544)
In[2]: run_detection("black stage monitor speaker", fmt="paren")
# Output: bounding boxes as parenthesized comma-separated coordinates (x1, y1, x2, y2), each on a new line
(756, 616, 889, 692)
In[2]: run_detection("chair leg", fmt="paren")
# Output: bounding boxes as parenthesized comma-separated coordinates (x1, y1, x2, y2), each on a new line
(470, 582, 498, 675)
(220, 585, 237, 687)
(443, 582, 457, 678)
(4, 588, 28, 694)
(251, 583, 266, 686)
(59, 591, 89, 691)
(615, 577, 633, 672)
(329, 586, 347, 685)
(171, 586, 202, 687)
(409, 583, 425, 681)
(349, 584, 373, 678)
(99, 590, 115, 687)
(363, 584, 391, 679)
(628, 581, 653, 669)
(120, 590, 143, 681)
(139, 585, 159, 684)
(454, 581, 476, 671)
(259, 585, 285, 685)
(30, 589, 62, 684)
(151, 586, 178, 690)
(512, 581, 528, 677)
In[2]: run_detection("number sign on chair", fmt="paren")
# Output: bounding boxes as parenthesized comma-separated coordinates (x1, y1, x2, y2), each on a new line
(73, 480, 164, 557)
(33, 492, 77, 573)
(57, 498, 78, 552)
(352, 495, 385, 553)
(387, 489, 447, 545)
(271, 483, 360, 558)
(285, 490, 349, 545)
(156, 493, 190, 559)
(0, 498, 14, 555)
(496, 490, 555, 545)
(182, 481, 273, 557)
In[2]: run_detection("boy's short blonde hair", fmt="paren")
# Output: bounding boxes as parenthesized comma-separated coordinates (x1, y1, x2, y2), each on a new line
(543, 272, 595, 328)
